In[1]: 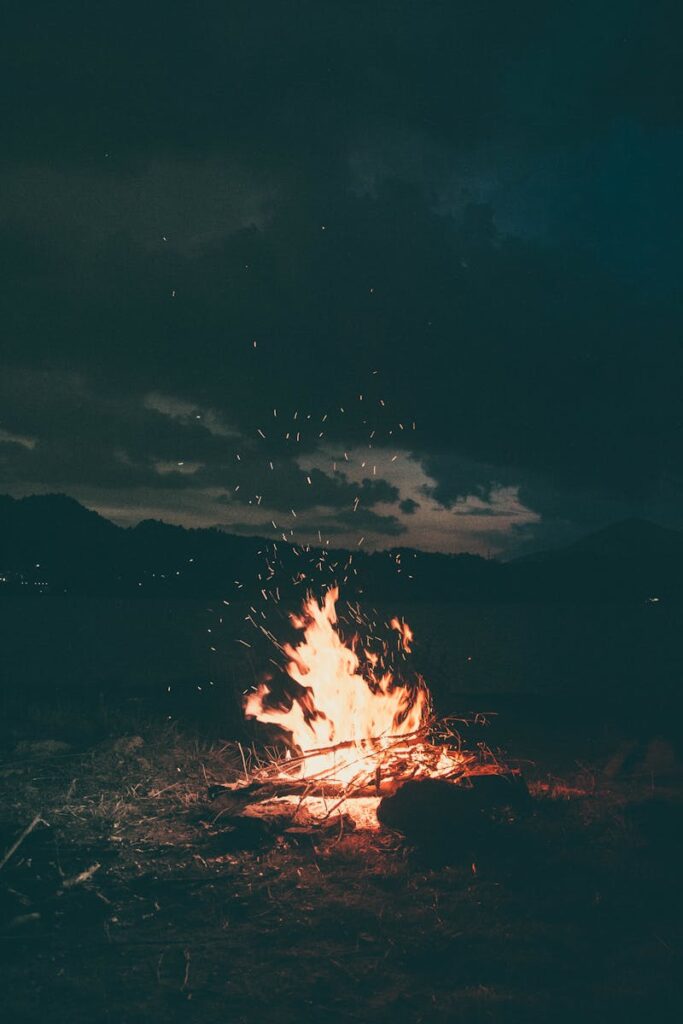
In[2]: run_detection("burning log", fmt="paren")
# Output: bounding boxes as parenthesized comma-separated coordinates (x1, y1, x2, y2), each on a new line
(210, 728, 511, 832)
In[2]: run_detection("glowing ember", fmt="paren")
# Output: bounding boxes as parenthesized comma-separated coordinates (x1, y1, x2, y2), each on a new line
(244, 587, 456, 785)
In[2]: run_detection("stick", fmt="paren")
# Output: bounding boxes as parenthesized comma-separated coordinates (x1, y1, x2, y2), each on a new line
(237, 742, 249, 782)
(0, 812, 44, 872)
(61, 862, 101, 889)
(181, 949, 191, 991)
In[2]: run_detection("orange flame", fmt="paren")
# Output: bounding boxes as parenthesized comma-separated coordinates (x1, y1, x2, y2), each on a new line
(244, 587, 428, 782)
(390, 616, 414, 653)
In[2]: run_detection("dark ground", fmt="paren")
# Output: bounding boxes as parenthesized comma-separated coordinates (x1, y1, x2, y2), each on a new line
(0, 692, 682, 1024)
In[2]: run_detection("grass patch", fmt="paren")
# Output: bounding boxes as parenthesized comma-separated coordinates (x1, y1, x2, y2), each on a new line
(0, 705, 681, 1023)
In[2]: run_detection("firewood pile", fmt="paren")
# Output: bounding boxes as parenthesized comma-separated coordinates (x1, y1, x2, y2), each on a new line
(209, 717, 519, 831)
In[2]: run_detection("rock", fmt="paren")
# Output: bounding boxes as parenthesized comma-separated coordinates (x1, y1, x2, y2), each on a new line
(462, 772, 532, 811)
(377, 774, 530, 856)
(14, 739, 72, 757)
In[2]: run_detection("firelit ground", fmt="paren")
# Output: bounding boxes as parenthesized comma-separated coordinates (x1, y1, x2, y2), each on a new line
(0, 704, 681, 1024)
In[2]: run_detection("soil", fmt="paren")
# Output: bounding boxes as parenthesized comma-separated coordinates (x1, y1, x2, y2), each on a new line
(1, 710, 682, 1024)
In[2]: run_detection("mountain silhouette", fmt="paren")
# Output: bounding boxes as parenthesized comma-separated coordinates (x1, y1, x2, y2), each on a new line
(1, 494, 682, 603)
(509, 517, 683, 601)
(518, 517, 683, 564)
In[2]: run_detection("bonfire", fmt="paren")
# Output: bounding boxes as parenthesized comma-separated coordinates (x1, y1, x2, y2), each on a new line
(221, 588, 506, 828)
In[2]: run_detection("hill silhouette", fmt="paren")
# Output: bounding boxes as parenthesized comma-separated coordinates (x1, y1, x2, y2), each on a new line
(1, 494, 682, 603)
(510, 517, 683, 602)
(518, 517, 683, 565)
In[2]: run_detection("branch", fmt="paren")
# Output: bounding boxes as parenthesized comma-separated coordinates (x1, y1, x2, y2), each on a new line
(0, 812, 45, 872)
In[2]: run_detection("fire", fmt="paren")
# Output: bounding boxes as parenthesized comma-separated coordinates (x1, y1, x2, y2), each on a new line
(390, 616, 413, 652)
(244, 587, 429, 783)
(235, 587, 505, 830)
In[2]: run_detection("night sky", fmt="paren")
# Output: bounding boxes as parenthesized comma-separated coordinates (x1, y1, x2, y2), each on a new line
(1, 2, 681, 556)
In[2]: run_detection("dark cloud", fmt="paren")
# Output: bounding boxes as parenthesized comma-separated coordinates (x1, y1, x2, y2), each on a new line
(1, 3, 681, 553)
(399, 498, 419, 515)
(219, 507, 405, 543)
(321, 507, 406, 538)
(213, 466, 399, 514)
(418, 454, 507, 508)
(4, 3, 679, 160)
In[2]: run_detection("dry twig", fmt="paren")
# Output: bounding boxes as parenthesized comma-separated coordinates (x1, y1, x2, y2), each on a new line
(61, 862, 101, 889)
(0, 812, 45, 872)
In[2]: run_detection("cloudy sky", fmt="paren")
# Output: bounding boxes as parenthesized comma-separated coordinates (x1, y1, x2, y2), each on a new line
(1, 2, 681, 556)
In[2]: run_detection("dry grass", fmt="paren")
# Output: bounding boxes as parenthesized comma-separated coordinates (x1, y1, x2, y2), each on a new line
(0, 715, 681, 1024)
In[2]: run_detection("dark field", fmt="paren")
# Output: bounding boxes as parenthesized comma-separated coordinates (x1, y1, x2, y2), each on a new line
(2, 594, 682, 698)
(1, 597, 682, 1022)
(1, 702, 682, 1023)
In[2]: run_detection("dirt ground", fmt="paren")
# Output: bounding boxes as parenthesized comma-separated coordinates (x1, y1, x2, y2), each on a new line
(1, 707, 682, 1024)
